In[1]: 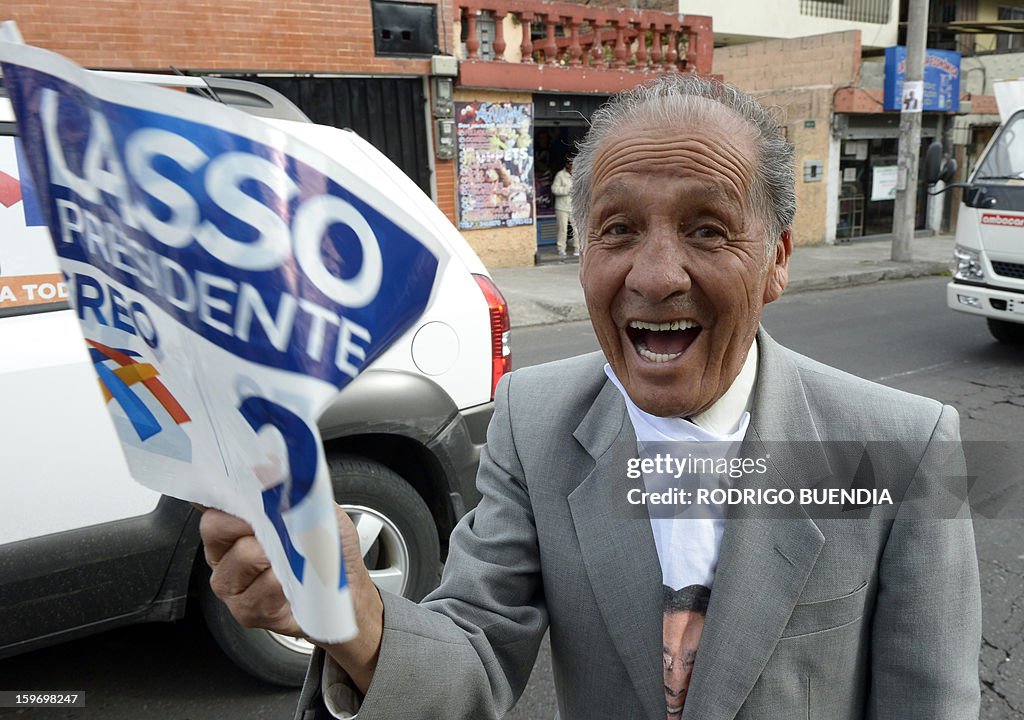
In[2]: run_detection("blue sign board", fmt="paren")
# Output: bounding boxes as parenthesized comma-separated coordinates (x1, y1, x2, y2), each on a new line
(884, 46, 961, 112)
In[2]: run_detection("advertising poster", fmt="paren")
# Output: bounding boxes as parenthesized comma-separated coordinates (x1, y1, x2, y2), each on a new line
(455, 101, 534, 230)
(0, 39, 448, 642)
(883, 46, 960, 112)
(871, 166, 899, 201)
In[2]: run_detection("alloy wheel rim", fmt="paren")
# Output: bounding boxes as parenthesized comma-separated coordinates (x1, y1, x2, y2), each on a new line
(266, 504, 410, 654)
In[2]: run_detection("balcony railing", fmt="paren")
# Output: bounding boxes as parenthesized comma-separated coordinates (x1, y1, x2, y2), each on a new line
(455, 0, 713, 93)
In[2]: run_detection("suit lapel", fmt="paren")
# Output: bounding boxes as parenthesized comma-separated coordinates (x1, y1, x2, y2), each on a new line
(681, 330, 831, 720)
(568, 380, 665, 720)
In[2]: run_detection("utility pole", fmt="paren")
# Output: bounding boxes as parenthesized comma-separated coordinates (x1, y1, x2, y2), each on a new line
(892, 0, 928, 262)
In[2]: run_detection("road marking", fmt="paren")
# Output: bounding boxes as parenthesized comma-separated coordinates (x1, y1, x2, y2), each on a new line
(873, 359, 963, 382)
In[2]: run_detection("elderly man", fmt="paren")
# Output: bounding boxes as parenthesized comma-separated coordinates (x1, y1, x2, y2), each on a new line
(201, 75, 981, 719)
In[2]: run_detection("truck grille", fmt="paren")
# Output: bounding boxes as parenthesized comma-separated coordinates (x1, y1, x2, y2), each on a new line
(992, 261, 1024, 280)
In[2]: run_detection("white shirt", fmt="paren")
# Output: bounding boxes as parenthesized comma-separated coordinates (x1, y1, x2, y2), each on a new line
(604, 339, 757, 591)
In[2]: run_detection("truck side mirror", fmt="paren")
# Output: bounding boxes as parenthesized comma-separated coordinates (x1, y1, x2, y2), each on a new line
(939, 158, 958, 184)
(924, 141, 958, 185)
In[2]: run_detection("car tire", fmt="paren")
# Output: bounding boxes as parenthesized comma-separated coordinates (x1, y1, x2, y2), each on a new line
(200, 580, 312, 686)
(201, 453, 441, 686)
(987, 318, 1024, 344)
(327, 453, 441, 603)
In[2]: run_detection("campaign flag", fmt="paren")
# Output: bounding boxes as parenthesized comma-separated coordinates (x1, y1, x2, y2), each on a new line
(0, 37, 448, 642)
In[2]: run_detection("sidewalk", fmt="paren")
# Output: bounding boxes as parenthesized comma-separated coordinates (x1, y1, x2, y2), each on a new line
(491, 233, 955, 329)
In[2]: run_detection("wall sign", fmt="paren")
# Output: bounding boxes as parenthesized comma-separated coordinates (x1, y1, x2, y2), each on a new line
(455, 101, 534, 230)
(883, 46, 960, 112)
(872, 166, 899, 201)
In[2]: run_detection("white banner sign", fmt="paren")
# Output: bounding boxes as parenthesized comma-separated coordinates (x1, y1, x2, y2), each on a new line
(871, 166, 899, 202)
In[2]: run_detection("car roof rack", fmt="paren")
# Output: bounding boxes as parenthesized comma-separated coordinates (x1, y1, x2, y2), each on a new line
(94, 72, 310, 123)
(0, 70, 310, 124)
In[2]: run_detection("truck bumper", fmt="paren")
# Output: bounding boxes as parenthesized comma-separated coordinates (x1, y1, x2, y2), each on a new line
(947, 280, 1024, 324)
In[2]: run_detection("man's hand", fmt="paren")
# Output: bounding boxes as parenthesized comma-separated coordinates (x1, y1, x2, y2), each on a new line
(198, 505, 384, 694)
(200, 509, 304, 637)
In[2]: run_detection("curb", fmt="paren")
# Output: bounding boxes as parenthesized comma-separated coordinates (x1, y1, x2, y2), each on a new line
(785, 262, 950, 295)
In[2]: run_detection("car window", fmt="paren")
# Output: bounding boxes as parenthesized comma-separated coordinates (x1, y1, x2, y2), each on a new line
(0, 128, 68, 319)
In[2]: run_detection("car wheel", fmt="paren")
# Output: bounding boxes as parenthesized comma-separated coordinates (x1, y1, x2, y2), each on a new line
(987, 318, 1024, 344)
(200, 582, 312, 686)
(326, 453, 442, 602)
(201, 453, 441, 686)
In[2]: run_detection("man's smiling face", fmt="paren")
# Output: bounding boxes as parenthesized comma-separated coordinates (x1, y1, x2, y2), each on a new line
(579, 107, 791, 418)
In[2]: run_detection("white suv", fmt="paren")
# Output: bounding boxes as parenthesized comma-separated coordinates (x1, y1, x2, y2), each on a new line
(0, 76, 508, 686)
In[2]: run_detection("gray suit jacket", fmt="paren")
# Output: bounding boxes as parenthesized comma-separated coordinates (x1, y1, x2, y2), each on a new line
(297, 330, 981, 720)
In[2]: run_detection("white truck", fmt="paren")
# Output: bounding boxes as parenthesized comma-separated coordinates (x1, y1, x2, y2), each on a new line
(939, 79, 1024, 344)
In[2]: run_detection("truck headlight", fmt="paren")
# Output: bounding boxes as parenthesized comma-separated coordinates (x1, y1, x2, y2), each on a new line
(952, 246, 984, 282)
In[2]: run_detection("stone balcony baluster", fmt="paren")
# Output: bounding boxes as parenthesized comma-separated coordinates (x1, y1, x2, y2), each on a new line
(464, 9, 480, 59)
(492, 9, 507, 60)
(456, 0, 713, 93)
(543, 13, 558, 63)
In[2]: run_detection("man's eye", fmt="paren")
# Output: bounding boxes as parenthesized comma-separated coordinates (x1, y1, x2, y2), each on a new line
(693, 226, 726, 240)
(604, 223, 631, 236)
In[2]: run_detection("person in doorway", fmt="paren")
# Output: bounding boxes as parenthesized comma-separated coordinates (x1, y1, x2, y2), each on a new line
(552, 158, 577, 257)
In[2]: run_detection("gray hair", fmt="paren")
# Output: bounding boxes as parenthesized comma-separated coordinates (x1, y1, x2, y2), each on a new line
(569, 74, 795, 250)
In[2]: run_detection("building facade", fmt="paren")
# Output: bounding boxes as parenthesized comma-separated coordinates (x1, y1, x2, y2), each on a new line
(699, 0, 1024, 243)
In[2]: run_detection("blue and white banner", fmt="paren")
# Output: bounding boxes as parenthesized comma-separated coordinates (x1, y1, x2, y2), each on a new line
(0, 38, 447, 642)
(883, 46, 961, 113)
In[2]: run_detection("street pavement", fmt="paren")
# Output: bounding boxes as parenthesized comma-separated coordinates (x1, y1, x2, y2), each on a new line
(492, 233, 955, 329)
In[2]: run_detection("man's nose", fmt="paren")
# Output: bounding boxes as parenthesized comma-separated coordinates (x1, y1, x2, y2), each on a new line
(624, 231, 693, 303)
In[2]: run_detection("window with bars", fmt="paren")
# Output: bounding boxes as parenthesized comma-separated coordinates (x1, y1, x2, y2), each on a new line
(799, 0, 891, 24)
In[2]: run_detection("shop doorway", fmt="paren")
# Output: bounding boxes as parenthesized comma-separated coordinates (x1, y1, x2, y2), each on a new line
(534, 125, 586, 251)
(837, 137, 929, 239)
(533, 94, 607, 258)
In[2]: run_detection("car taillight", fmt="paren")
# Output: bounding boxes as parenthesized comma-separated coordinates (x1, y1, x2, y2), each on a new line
(473, 274, 511, 400)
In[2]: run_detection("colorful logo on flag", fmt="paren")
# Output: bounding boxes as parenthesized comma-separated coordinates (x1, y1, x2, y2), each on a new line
(88, 339, 191, 442)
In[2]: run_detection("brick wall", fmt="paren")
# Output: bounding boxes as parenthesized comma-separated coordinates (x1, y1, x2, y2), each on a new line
(714, 31, 861, 92)
(714, 32, 863, 246)
(755, 87, 835, 247)
(434, 153, 458, 225)
(5, 0, 443, 73)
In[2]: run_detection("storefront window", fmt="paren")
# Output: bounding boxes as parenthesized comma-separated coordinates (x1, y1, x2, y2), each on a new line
(837, 137, 929, 239)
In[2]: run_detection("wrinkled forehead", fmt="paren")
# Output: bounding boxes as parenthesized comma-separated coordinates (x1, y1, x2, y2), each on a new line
(590, 104, 760, 206)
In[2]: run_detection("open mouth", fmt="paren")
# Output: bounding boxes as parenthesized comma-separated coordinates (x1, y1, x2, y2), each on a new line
(626, 319, 702, 363)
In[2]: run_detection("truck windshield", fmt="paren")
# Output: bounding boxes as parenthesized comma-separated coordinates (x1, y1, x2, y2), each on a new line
(975, 112, 1024, 181)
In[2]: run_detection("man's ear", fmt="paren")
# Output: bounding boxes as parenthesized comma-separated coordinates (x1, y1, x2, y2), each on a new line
(763, 229, 792, 304)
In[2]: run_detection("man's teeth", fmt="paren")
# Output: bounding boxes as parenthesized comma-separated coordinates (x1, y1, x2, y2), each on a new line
(629, 319, 700, 331)
(629, 319, 699, 362)
(638, 346, 681, 362)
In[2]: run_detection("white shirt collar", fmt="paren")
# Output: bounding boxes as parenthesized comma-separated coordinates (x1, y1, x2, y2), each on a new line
(604, 337, 758, 441)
